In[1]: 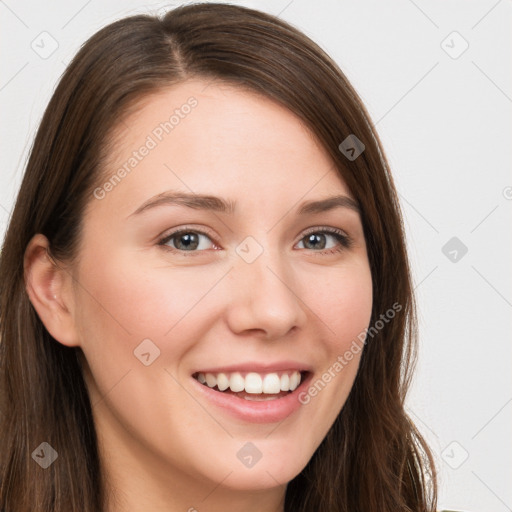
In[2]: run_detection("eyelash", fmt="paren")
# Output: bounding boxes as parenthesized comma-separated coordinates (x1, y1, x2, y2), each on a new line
(157, 225, 352, 256)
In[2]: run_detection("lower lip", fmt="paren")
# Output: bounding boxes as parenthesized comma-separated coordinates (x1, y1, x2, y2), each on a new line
(191, 373, 313, 424)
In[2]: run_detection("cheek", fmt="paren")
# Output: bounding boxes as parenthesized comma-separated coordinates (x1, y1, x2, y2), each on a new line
(74, 247, 224, 341)
(295, 262, 372, 432)
(72, 248, 223, 398)
(314, 262, 373, 351)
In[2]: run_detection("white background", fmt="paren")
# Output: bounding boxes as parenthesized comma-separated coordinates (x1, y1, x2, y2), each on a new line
(1, 1, 511, 510)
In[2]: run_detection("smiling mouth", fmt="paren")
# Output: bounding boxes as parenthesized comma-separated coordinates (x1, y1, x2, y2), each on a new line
(192, 370, 309, 401)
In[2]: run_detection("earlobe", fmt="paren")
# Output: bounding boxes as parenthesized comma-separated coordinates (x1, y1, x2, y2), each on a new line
(24, 234, 80, 347)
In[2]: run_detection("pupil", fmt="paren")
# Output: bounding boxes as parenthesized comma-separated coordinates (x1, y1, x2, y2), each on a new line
(177, 233, 198, 250)
(306, 233, 325, 250)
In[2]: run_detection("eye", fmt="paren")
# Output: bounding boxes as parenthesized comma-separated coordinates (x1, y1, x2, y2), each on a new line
(296, 227, 352, 254)
(159, 228, 217, 253)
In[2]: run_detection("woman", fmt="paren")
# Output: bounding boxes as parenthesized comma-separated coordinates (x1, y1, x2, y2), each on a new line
(0, 3, 437, 511)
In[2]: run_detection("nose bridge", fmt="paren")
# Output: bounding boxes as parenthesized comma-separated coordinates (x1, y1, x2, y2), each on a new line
(225, 237, 307, 337)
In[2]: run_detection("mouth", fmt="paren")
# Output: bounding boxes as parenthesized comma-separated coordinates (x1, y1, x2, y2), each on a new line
(192, 370, 310, 401)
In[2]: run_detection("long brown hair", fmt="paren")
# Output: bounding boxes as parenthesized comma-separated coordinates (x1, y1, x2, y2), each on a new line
(0, 3, 437, 511)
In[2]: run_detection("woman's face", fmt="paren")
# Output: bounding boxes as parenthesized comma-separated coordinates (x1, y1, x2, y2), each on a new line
(70, 80, 372, 496)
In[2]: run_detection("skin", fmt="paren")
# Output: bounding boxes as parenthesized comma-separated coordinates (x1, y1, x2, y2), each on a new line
(24, 80, 373, 512)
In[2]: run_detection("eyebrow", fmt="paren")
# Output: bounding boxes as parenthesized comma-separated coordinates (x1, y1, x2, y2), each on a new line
(128, 191, 360, 218)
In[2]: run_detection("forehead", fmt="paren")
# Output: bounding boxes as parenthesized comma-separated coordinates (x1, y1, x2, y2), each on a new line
(94, 79, 351, 217)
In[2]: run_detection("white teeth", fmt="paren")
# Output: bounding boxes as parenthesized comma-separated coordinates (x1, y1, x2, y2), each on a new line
(216, 372, 230, 391)
(280, 373, 290, 391)
(263, 373, 281, 394)
(229, 372, 245, 392)
(288, 371, 302, 392)
(195, 370, 303, 394)
(205, 373, 217, 388)
(289, 371, 300, 390)
(245, 372, 263, 394)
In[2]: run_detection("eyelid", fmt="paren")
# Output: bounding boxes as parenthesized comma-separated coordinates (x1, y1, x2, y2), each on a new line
(299, 225, 350, 240)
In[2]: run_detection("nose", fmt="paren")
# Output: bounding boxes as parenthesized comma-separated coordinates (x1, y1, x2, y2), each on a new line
(223, 246, 308, 340)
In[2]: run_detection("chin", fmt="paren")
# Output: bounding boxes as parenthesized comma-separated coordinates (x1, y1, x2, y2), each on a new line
(218, 464, 303, 491)
(205, 444, 311, 492)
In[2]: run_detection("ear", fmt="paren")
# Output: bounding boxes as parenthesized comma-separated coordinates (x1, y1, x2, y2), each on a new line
(24, 233, 80, 347)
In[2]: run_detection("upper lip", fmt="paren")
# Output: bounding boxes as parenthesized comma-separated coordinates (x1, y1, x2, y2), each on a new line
(192, 361, 313, 375)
